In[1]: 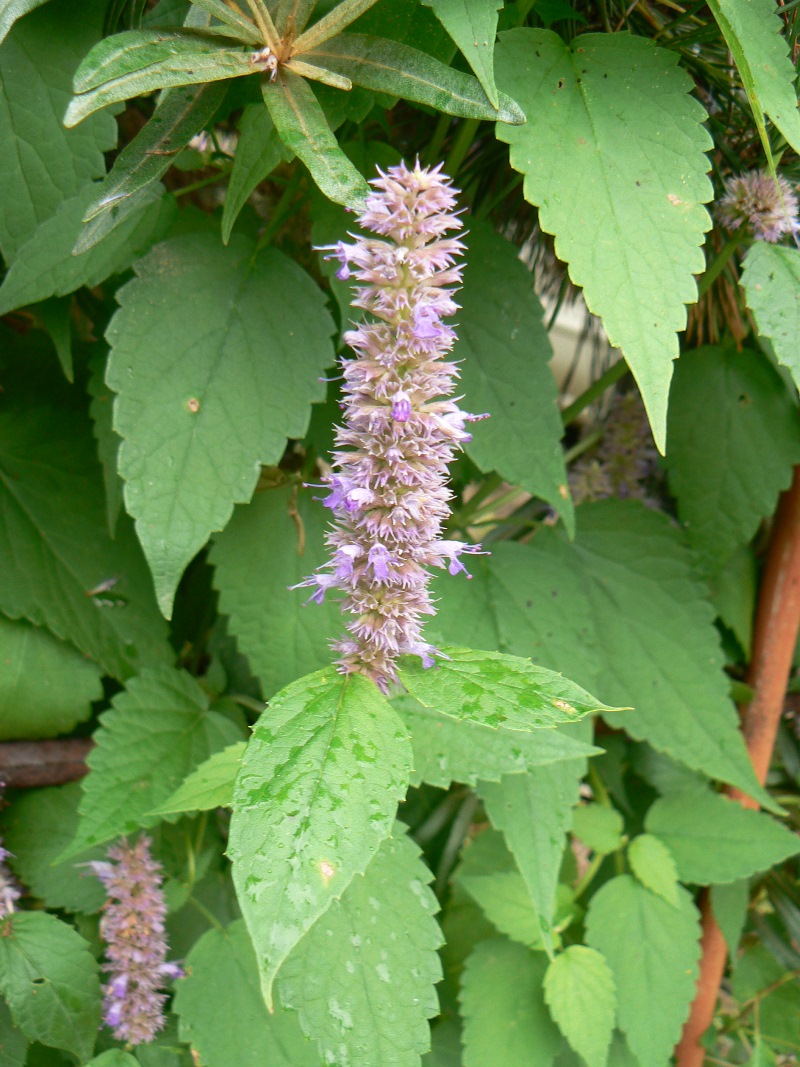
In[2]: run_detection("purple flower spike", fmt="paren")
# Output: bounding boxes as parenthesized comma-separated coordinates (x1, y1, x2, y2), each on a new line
(297, 161, 488, 692)
(718, 169, 799, 243)
(0, 785, 21, 917)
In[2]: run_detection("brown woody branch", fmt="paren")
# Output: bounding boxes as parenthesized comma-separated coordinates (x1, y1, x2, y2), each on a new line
(0, 739, 92, 788)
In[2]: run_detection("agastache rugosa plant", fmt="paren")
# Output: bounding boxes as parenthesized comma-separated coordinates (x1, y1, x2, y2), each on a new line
(0, 784, 21, 917)
(91, 837, 182, 1045)
(718, 169, 800, 243)
(294, 161, 488, 692)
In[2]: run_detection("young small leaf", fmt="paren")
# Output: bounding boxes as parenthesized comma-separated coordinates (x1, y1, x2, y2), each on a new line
(543, 946, 616, 1067)
(572, 803, 625, 854)
(154, 742, 246, 815)
(628, 834, 680, 907)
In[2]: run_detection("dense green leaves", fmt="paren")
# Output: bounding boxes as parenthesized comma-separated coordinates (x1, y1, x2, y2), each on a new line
(742, 242, 800, 393)
(645, 790, 800, 884)
(586, 876, 701, 1067)
(495, 29, 712, 450)
(628, 834, 680, 906)
(278, 829, 442, 1066)
(229, 670, 412, 1004)
(155, 742, 246, 815)
(67, 665, 243, 853)
(106, 233, 335, 616)
(456, 220, 571, 526)
(424, 0, 502, 106)
(0, 912, 101, 1062)
(543, 946, 616, 1067)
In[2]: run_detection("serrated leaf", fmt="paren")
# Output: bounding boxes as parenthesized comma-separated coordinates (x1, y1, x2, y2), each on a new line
(0, 183, 173, 315)
(221, 103, 289, 244)
(645, 790, 800, 885)
(0, 615, 103, 740)
(742, 241, 800, 394)
(65, 31, 254, 127)
(423, 0, 501, 106)
(106, 233, 335, 617)
(707, 0, 800, 158)
(0, 999, 27, 1067)
(155, 742, 246, 815)
(307, 33, 523, 123)
(87, 348, 124, 536)
(666, 345, 800, 572)
(210, 484, 341, 698)
(0, 333, 172, 679)
(456, 219, 571, 527)
(711, 879, 750, 956)
(262, 71, 370, 208)
(228, 670, 412, 1005)
(585, 875, 701, 1067)
(173, 920, 321, 1067)
(544, 946, 616, 1067)
(495, 29, 712, 450)
(628, 834, 680, 907)
(460, 938, 562, 1067)
(84, 81, 227, 226)
(399, 646, 617, 730)
(278, 828, 442, 1066)
(396, 693, 599, 789)
(0, 0, 116, 260)
(572, 803, 625, 854)
(1, 783, 107, 913)
(0, 912, 101, 1062)
(67, 665, 243, 854)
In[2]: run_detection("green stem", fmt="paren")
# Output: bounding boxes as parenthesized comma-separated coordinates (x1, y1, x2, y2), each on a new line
(174, 165, 233, 198)
(573, 852, 604, 900)
(443, 118, 480, 179)
(696, 235, 742, 298)
(450, 472, 504, 529)
(560, 359, 630, 427)
(563, 427, 603, 466)
(187, 895, 224, 932)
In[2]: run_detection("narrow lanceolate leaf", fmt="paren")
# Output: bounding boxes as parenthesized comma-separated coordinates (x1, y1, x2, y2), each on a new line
(65, 31, 254, 127)
(645, 790, 800, 885)
(424, 0, 502, 106)
(84, 81, 227, 225)
(173, 921, 321, 1067)
(0, 615, 102, 740)
(460, 939, 562, 1067)
(586, 876, 701, 1067)
(0, 0, 49, 43)
(628, 834, 680, 907)
(666, 345, 800, 574)
(221, 103, 290, 244)
(293, 0, 384, 50)
(399, 646, 617, 731)
(742, 241, 800, 394)
(495, 30, 712, 451)
(707, 0, 800, 158)
(66, 666, 243, 855)
(396, 694, 599, 789)
(228, 670, 412, 1006)
(307, 34, 524, 124)
(0, 912, 101, 1063)
(210, 485, 341, 699)
(457, 220, 571, 530)
(154, 742, 246, 815)
(278, 829, 442, 1067)
(274, 0, 317, 35)
(106, 233, 335, 617)
(186, 0, 262, 44)
(543, 946, 617, 1067)
(262, 71, 370, 208)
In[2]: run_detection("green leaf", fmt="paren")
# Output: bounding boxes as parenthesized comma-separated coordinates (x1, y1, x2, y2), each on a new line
(585, 875, 701, 1067)
(37, 295, 73, 381)
(173, 920, 321, 1067)
(495, 30, 712, 451)
(732, 945, 800, 1049)
(87, 348, 124, 536)
(396, 693, 599, 789)
(229, 669, 412, 1005)
(262, 71, 370, 208)
(645, 790, 800, 885)
(65, 31, 254, 127)
(278, 828, 442, 1066)
(456, 219, 571, 528)
(544, 946, 616, 1067)
(0, 183, 174, 315)
(711, 879, 750, 956)
(399, 646, 617, 730)
(707, 0, 800, 159)
(85, 1052, 139, 1067)
(0, 615, 102, 739)
(154, 742, 246, 815)
(184, 0, 262, 43)
(628, 833, 680, 907)
(293, 0, 383, 50)
(0, 333, 172, 679)
(666, 345, 800, 572)
(0, 0, 116, 260)
(0, 911, 101, 1062)
(460, 938, 563, 1067)
(0, 999, 27, 1067)
(221, 103, 289, 244)
(423, 0, 501, 106)
(1, 783, 107, 913)
(210, 484, 341, 698)
(572, 803, 625, 854)
(67, 665, 243, 854)
(106, 233, 335, 617)
(0, 0, 48, 42)
(307, 33, 523, 124)
(84, 81, 227, 226)
(742, 241, 800, 394)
